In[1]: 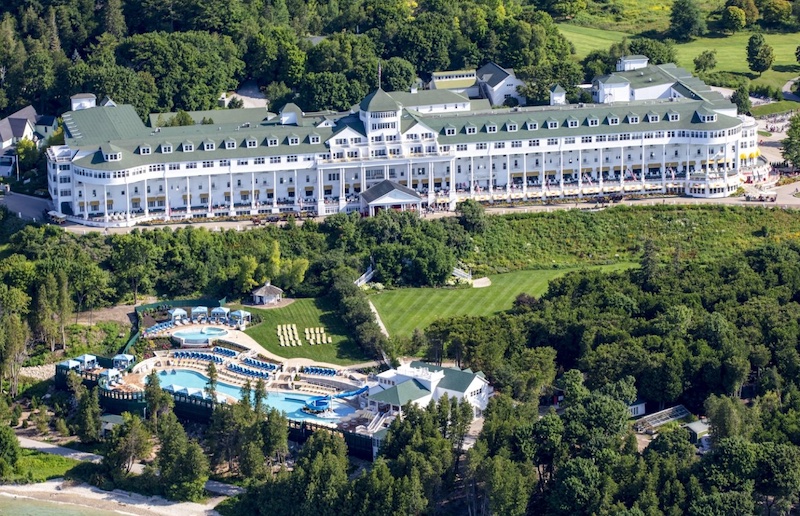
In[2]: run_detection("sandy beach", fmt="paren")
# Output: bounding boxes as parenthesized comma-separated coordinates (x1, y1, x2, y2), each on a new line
(0, 479, 224, 516)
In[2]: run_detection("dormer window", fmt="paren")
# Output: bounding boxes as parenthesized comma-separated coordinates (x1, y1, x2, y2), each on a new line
(105, 153, 121, 161)
(268, 138, 278, 147)
(702, 114, 717, 122)
(609, 117, 619, 126)
(547, 120, 558, 129)
(487, 124, 497, 133)
(162, 144, 173, 154)
(466, 126, 477, 135)
(648, 114, 659, 123)
(140, 146, 151, 155)
(568, 119, 578, 128)
(445, 127, 456, 136)
(588, 118, 599, 127)
(669, 113, 680, 122)
(289, 136, 299, 145)
(629, 116, 639, 124)
(204, 141, 215, 151)
(225, 140, 236, 149)
(508, 124, 518, 132)
(310, 135, 320, 144)
(183, 143, 194, 152)
(246, 138, 257, 148)
(527, 122, 538, 130)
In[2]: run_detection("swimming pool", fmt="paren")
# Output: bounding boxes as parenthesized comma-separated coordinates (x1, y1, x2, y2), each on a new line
(172, 327, 228, 346)
(156, 369, 356, 422)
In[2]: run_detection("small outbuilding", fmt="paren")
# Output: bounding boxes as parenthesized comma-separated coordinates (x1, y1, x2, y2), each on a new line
(683, 420, 711, 443)
(168, 308, 188, 321)
(75, 354, 97, 371)
(113, 354, 135, 370)
(360, 180, 422, 217)
(210, 306, 230, 322)
(251, 282, 283, 305)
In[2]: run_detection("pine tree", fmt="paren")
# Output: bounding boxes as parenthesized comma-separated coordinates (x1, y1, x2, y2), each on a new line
(747, 33, 774, 76)
(781, 114, 800, 170)
(77, 387, 102, 443)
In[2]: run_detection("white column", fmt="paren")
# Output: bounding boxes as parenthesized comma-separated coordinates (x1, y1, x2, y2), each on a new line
(339, 167, 346, 209)
(661, 143, 666, 192)
(641, 139, 646, 190)
(427, 162, 435, 206)
(125, 179, 130, 221)
(208, 175, 213, 214)
(251, 171, 256, 212)
(360, 164, 366, 193)
(449, 157, 456, 210)
(186, 176, 190, 217)
(103, 185, 108, 223)
(577, 148, 583, 198)
(272, 170, 278, 212)
(620, 146, 625, 187)
(522, 154, 527, 198)
(505, 154, 511, 200)
(229, 166, 235, 215)
(316, 166, 325, 215)
(143, 178, 148, 216)
(599, 147, 604, 192)
(83, 184, 88, 220)
(469, 157, 474, 197)
(164, 174, 169, 219)
(293, 169, 298, 211)
(558, 149, 564, 194)
(488, 156, 493, 194)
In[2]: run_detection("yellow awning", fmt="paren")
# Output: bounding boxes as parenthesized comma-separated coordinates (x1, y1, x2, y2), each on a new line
(740, 153, 747, 160)
(239, 190, 250, 195)
(305, 187, 314, 192)
(748, 152, 755, 159)
(131, 197, 141, 203)
(756, 149, 761, 156)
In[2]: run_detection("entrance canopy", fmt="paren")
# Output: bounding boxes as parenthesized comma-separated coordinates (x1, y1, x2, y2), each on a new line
(168, 308, 187, 320)
(360, 180, 422, 217)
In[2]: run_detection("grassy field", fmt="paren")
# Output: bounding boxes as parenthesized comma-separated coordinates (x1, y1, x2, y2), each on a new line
(9, 449, 82, 482)
(751, 100, 800, 117)
(558, 24, 800, 91)
(371, 263, 636, 337)
(242, 299, 371, 365)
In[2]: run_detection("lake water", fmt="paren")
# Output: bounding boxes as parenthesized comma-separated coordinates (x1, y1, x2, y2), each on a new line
(0, 495, 124, 516)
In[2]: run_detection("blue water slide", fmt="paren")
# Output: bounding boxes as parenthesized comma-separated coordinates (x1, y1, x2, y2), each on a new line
(303, 385, 369, 412)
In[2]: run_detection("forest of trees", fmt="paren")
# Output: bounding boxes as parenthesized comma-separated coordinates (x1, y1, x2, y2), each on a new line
(0, 0, 585, 118)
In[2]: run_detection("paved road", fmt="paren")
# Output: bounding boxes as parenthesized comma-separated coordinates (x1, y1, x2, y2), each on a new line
(0, 192, 52, 221)
(781, 76, 800, 103)
(17, 435, 245, 496)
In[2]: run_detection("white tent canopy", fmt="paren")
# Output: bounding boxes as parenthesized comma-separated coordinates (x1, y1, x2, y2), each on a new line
(168, 308, 188, 320)
(100, 368, 121, 379)
(162, 384, 181, 393)
(113, 354, 134, 369)
(75, 354, 97, 370)
(191, 306, 208, 316)
(230, 310, 251, 322)
(59, 359, 80, 369)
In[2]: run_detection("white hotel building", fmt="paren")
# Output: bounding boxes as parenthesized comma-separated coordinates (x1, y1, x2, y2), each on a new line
(48, 57, 765, 227)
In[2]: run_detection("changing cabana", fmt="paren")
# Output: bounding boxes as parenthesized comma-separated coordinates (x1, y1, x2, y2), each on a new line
(113, 354, 135, 370)
(59, 359, 80, 371)
(75, 354, 97, 371)
(230, 310, 252, 324)
(191, 306, 208, 322)
(168, 308, 188, 321)
(210, 306, 230, 323)
(162, 384, 181, 393)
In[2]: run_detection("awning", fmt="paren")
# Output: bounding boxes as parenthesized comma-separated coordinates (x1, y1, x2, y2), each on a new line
(89, 201, 100, 207)
(239, 190, 251, 195)
(182, 194, 191, 200)
(265, 188, 274, 193)
(131, 197, 141, 203)
(305, 187, 314, 192)
(324, 185, 333, 190)
(740, 153, 747, 160)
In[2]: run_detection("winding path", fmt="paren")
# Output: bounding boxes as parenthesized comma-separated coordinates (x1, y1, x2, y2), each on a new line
(781, 76, 800, 103)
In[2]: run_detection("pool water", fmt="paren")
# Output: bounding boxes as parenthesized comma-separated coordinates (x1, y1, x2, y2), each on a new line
(173, 327, 228, 341)
(156, 369, 356, 422)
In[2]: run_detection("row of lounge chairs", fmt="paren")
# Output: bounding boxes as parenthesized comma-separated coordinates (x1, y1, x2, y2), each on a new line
(243, 357, 278, 371)
(173, 351, 223, 364)
(304, 366, 336, 376)
(214, 346, 237, 357)
(143, 321, 175, 337)
(228, 363, 271, 379)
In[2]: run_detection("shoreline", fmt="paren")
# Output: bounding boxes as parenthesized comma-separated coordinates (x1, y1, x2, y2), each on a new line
(0, 479, 224, 516)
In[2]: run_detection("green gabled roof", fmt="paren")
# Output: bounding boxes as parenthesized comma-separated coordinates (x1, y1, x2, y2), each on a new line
(597, 74, 629, 85)
(99, 142, 122, 155)
(64, 105, 148, 145)
(550, 84, 566, 93)
(408, 361, 485, 394)
(360, 88, 400, 112)
(147, 107, 271, 128)
(370, 379, 430, 406)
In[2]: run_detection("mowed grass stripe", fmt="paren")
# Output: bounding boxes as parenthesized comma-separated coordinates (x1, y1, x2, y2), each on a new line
(241, 298, 371, 365)
(372, 263, 636, 337)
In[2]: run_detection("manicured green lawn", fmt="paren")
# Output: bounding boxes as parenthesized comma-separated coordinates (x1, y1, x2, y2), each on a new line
(9, 449, 82, 482)
(241, 298, 371, 365)
(558, 24, 800, 91)
(371, 263, 636, 337)
(751, 100, 800, 117)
